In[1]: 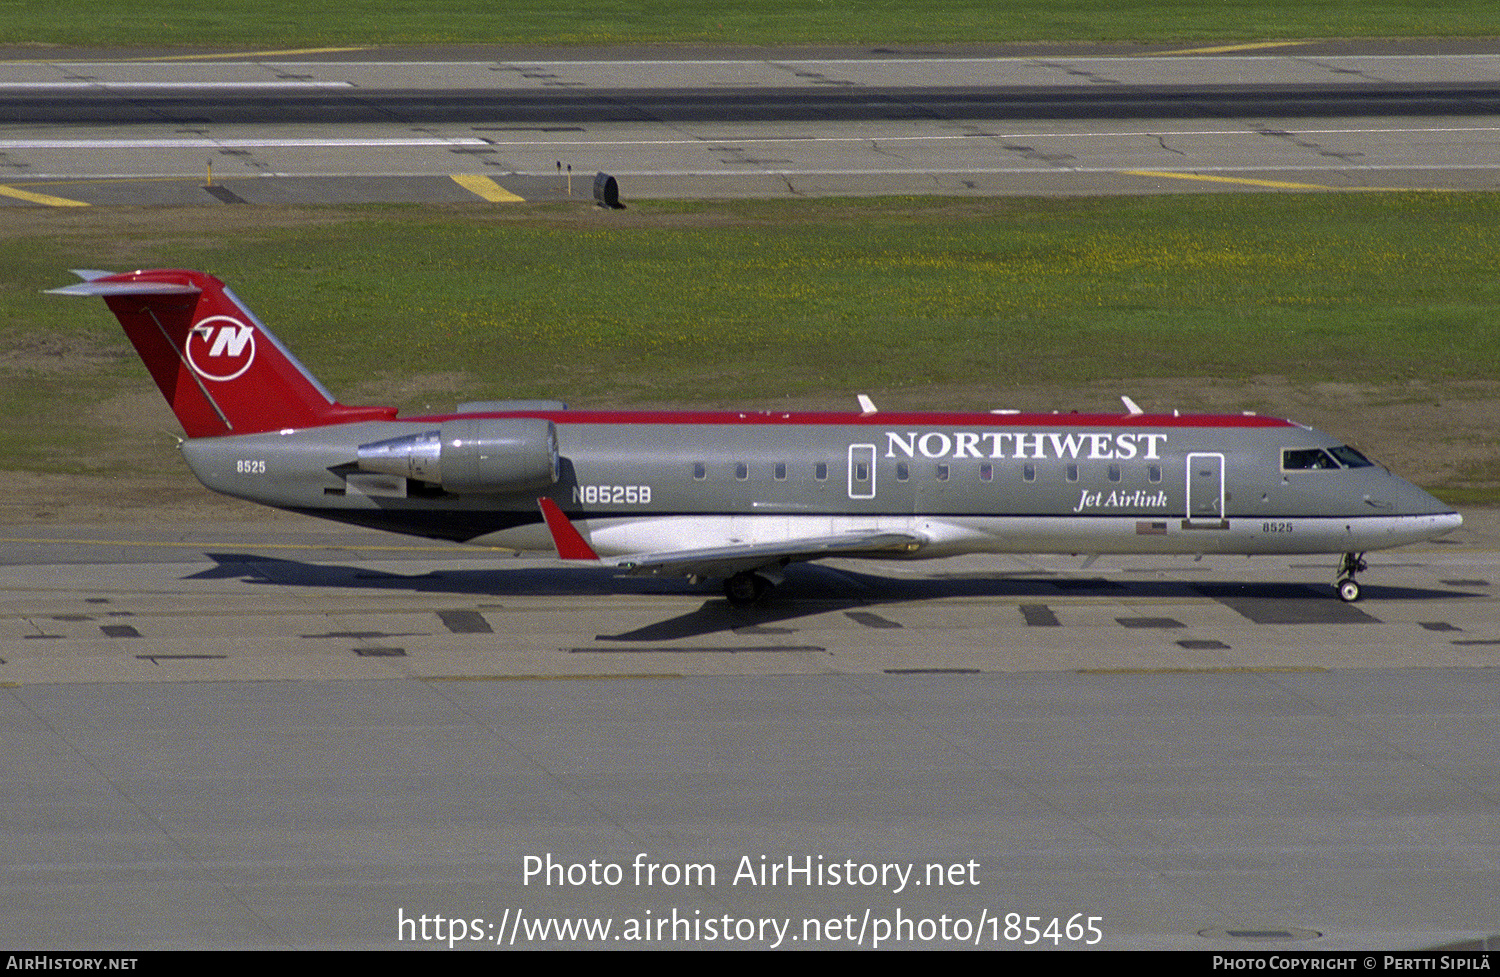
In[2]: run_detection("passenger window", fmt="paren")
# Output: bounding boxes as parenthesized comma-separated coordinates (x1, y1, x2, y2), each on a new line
(735, 462, 748, 480)
(980, 463, 993, 482)
(1107, 464, 1120, 483)
(693, 462, 706, 480)
(774, 462, 787, 481)
(1148, 464, 1161, 483)
(935, 464, 949, 482)
(896, 462, 909, 481)
(814, 462, 828, 481)
(1023, 463, 1035, 482)
(1066, 464, 1078, 483)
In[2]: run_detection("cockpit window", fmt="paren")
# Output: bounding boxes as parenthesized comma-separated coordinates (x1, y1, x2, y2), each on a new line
(1283, 446, 1375, 471)
(1283, 448, 1339, 470)
(1327, 445, 1374, 468)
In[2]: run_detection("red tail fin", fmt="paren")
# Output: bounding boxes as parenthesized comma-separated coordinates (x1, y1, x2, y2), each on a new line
(50, 269, 395, 438)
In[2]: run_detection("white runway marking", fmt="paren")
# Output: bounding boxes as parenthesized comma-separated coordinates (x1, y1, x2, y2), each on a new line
(456, 127, 1500, 147)
(0, 137, 489, 149)
(0, 81, 353, 90)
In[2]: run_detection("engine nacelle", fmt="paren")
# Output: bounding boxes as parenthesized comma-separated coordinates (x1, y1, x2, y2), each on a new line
(356, 417, 559, 495)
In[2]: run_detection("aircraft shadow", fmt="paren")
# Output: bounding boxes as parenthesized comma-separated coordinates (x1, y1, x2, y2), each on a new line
(184, 553, 1480, 641)
(186, 552, 658, 597)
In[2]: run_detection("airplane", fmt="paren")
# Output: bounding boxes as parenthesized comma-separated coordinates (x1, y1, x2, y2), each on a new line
(50, 268, 1462, 605)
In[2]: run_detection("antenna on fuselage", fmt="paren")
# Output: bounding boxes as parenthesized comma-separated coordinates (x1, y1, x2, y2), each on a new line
(857, 394, 878, 415)
(1121, 395, 1144, 415)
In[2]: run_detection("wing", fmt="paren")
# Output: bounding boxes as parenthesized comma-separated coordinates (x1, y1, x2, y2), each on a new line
(535, 499, 922, 579)
(613, 532, 924, 580)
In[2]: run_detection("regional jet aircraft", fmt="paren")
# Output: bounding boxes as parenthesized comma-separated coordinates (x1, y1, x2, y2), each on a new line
(51, 269, 1462, 604)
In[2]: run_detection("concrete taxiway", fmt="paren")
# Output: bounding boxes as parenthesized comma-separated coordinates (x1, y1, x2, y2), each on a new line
(2, 517, 1499, 684)
(1, 515, 1497, 949)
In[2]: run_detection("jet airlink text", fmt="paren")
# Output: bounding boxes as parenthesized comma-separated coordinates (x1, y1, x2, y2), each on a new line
(884, 431, 1169, 461)
(1073, 489, 1170, 513)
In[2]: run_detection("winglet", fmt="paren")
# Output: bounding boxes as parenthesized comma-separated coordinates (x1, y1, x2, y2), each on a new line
(538, 498, 599, 560)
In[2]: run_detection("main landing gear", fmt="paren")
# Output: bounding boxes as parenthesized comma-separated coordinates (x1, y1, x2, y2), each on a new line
(1336, 552, 1368, 603)
(724, 571, 773, 607)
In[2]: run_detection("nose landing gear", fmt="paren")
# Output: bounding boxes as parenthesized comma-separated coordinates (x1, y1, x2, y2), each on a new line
(1336, 552, 1368, 602)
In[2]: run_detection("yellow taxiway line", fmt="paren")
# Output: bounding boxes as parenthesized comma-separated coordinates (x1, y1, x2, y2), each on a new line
(0, 47, 370, 65)
(134, 47, 370, 62)
(1122, 169, 1420, 192)
(1146, 40, 1311, 56)
(1120, 169, 1340, 190)
(451, 173, 525, 202)
(0, 184, 89, 206)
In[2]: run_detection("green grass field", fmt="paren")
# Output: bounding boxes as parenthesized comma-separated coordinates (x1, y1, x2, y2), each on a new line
(4, 193, 1498, 498)
(11, 194, 1500, 399)
(2, 0, 1497, 48)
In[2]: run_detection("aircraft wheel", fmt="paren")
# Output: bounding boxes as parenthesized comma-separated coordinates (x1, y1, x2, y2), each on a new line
(724, 572, 769, 607)
(1338, 578, 1361, 603)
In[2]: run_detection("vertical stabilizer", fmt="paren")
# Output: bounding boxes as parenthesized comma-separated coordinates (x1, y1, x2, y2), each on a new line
(49, 269, 395, 438)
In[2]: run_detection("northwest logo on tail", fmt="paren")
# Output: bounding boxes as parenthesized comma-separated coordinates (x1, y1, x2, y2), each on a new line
(185, 315, 256, 382)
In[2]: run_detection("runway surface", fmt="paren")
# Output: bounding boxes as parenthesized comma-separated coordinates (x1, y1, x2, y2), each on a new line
(3, 40, 1499, 951)
(1, 39, 1498, 204)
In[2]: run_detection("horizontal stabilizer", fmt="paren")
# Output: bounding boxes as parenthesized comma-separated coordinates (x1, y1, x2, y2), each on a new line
(47, 280, 202, 297)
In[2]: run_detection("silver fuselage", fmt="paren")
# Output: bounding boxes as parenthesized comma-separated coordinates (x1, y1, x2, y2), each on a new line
(179, 409, 1460, 562)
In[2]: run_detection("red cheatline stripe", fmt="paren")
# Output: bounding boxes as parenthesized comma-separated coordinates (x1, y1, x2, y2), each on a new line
(404, 410, 1295, 429)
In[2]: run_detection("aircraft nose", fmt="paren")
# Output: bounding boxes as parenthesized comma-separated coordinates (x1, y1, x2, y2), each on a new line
(1402, 480, 1459, 518)
(1375, 477, 1462, 537)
